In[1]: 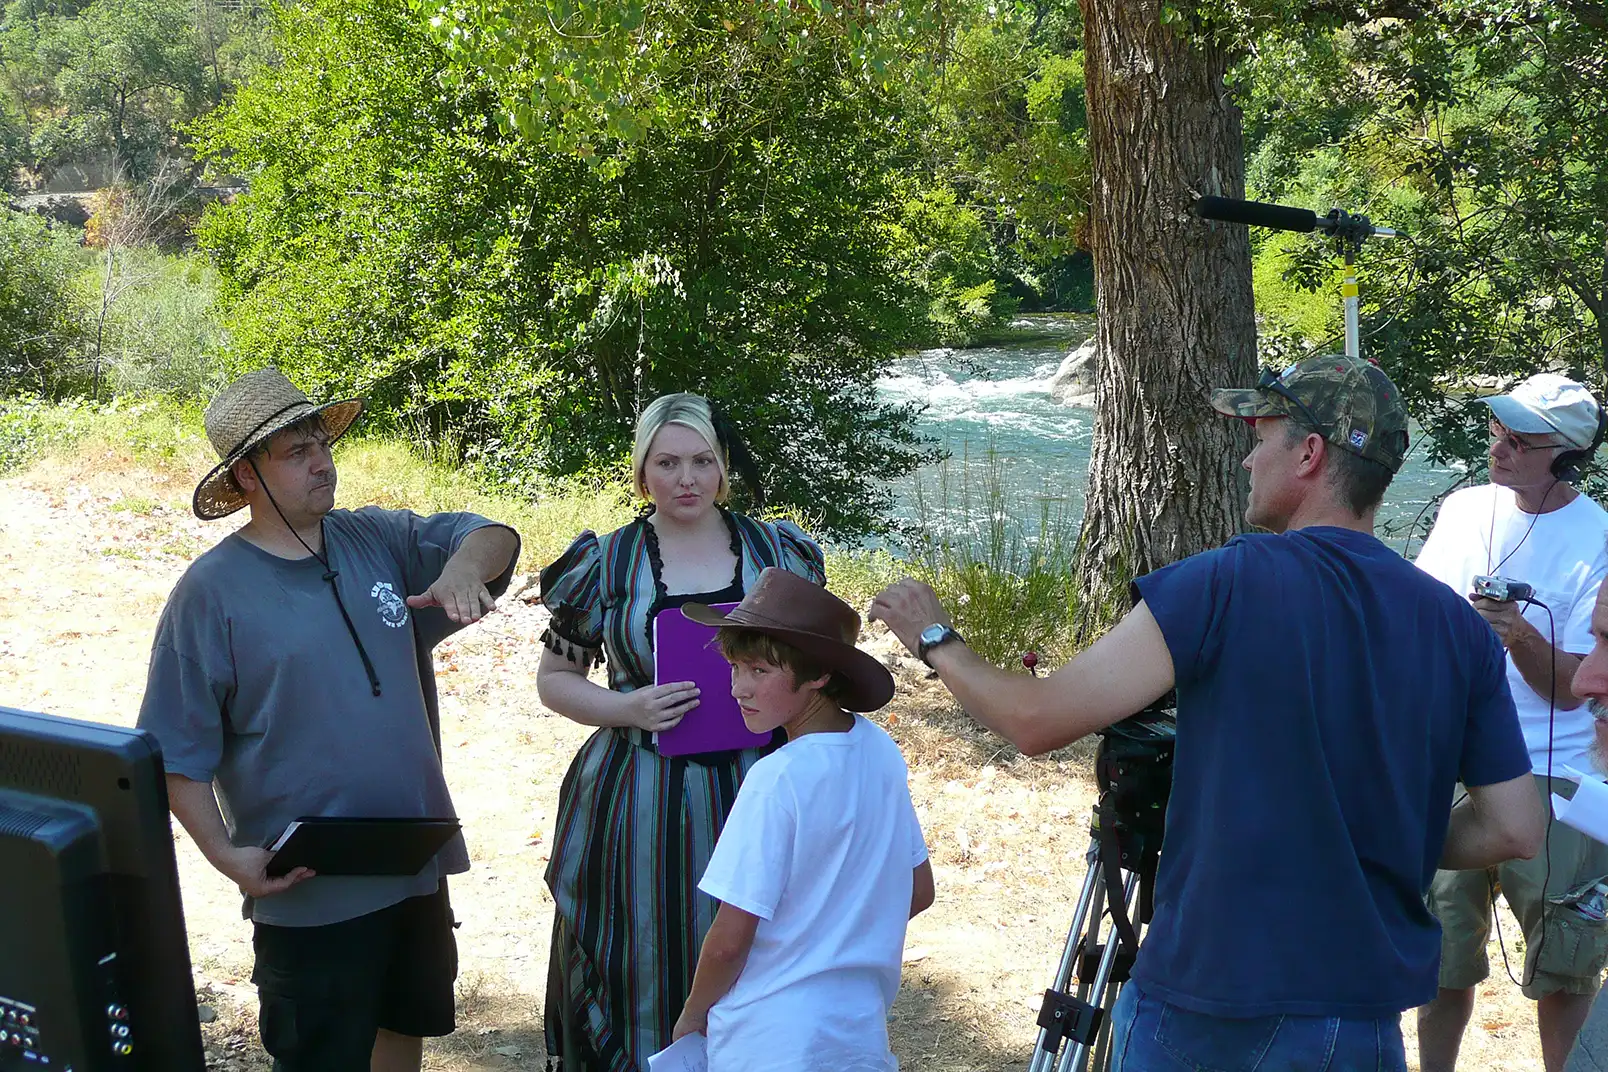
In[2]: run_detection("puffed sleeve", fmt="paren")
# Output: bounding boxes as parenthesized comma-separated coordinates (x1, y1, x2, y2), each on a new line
(774, 519, 826, 585)
(538, 531, 604, 665)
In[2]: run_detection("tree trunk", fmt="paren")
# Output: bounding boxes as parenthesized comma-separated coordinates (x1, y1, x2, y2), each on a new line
(1071, 0, 1259, 642)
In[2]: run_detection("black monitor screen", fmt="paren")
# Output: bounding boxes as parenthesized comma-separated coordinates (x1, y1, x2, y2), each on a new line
(0, 706, 205, 1072)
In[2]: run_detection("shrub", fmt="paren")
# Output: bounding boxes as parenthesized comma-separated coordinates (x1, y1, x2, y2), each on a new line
(0, 209, 87, 395)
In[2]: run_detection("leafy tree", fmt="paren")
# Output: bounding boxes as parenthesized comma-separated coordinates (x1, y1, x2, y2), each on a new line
(39, 0, 206, 178)
(195, 0, 940, 538)
(0, 0, 239, 182)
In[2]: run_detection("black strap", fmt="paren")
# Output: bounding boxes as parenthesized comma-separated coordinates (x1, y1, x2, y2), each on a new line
(324, 565, 382, 697)
(1097, 797, 1141, 955)
(248, 458, 382, 697)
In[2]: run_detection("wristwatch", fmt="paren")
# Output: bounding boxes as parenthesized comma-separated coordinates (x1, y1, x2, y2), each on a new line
(917, 623, 965, 667)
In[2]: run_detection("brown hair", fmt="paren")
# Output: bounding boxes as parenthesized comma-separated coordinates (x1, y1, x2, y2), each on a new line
(225, 412, 331, 494)
(716, 627, 852, 704)
(1282, 419, 1393, 516)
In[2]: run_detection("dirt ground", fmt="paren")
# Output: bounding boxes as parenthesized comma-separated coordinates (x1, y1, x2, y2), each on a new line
(0, 450, 1555, 1070)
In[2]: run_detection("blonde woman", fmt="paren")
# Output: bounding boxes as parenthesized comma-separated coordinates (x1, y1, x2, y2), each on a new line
(537, 393, 826, 1071)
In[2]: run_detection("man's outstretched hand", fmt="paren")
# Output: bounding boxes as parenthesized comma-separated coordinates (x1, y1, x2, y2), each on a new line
(406, 563, 496, 624)
(868, 578, 952, 657)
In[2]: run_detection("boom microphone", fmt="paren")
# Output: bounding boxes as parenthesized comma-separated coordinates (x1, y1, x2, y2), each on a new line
(1196, 196, 1319, 234)
(1195, 195, 1404, 241)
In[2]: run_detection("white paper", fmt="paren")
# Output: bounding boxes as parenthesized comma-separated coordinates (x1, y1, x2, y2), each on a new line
(647, 1033, 708, 1072)
(268, 821, 302, 852)
(1553, 768, 1608, 845)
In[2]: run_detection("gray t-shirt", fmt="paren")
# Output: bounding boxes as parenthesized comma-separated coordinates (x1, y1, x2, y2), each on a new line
(137, 506, 517, 926)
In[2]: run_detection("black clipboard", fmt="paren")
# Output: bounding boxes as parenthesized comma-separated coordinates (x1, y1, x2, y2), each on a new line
(265, 817, 461, 878)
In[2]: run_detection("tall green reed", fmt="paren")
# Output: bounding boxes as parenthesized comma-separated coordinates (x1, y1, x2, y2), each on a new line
(904, 441, 1079, 666)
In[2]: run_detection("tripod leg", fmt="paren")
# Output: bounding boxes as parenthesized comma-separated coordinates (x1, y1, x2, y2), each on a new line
(1029, 841, 1104, 1072)
(1056, 872, 1139, 1072)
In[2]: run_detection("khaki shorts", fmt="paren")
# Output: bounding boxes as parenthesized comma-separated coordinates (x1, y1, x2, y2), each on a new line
(1429, 775, 1608, 999)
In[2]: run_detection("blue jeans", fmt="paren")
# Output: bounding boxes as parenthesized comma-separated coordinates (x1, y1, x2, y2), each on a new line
(1108, 982, 1406, 1072)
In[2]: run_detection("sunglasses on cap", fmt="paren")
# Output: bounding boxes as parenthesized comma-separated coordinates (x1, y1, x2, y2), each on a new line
(1257, 366, 1329, 433)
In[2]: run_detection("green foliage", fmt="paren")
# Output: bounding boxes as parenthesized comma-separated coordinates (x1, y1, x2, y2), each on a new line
(891, 185, 1011, 346)
(193, 0, 940, 540)
(0, 94, 25, 191)
(904, 442, 1078, 666)
(0, 207, 85, 394)
(923, 4, 1092, 311)
(416, 0, 942, 157)
(12, 0, 205, 178)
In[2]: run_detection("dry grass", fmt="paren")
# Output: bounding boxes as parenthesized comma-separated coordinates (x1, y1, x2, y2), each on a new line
(0, 433, 1558, 1072)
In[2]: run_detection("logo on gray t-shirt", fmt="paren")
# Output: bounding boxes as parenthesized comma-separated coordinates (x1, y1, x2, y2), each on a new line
(371, 581, 410, 628)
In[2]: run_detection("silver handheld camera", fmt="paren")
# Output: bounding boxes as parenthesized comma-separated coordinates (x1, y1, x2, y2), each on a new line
(1472, 575, 1535, 604)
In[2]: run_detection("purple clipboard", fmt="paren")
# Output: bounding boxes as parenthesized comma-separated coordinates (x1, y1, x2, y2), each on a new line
(652, 603, 771, 756)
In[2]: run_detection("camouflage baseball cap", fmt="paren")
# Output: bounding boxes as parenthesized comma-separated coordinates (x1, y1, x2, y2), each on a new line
(1210, 354, 1410, 473)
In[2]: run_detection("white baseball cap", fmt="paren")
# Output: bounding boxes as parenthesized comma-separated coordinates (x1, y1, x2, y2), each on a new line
(1480, 373, 1601, 450)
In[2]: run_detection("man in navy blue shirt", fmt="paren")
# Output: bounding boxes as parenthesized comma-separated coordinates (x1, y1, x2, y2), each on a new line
(872, 354, 1544, 1070)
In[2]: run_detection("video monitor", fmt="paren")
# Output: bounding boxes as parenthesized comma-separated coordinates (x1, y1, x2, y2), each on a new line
(0, 706, 204, 1071)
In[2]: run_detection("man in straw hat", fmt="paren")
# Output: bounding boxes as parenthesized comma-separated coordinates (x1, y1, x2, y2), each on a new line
(872, 354, 1544, 1070)
(665, 567, 933, 1071)
(136, 368, 519, 1071)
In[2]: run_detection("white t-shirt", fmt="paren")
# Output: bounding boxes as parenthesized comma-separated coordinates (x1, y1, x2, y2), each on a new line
(698, 715, 928, 1072)
(1414, 483, 1608, 775)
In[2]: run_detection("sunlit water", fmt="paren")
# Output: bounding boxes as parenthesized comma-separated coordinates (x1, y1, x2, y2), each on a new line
(875, 314, 1468, 553)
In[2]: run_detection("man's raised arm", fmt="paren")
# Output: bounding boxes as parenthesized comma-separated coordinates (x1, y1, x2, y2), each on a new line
(868, 579, 1176, 755)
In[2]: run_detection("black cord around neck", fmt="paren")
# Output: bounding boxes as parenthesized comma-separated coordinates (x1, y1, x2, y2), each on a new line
(1488, 478, 1561, 578)
(247, 458, 382, 697)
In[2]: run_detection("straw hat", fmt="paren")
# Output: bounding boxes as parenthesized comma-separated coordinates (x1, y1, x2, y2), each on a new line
(192, 368, 364, 520)
(682, 567, 896, 712)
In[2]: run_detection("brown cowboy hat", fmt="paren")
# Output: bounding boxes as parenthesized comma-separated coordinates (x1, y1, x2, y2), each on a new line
(682, 567, 896, 713)
(192, 368, 364, 520)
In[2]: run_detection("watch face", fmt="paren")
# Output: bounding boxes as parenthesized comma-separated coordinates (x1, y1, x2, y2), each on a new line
(920, 624, 948, 646)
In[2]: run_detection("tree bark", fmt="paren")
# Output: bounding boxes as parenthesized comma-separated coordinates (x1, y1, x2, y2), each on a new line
(1071, 0, 1259, 642)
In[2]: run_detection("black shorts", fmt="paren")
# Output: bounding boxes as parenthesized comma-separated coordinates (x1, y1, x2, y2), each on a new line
(251, 883, 458, 1072)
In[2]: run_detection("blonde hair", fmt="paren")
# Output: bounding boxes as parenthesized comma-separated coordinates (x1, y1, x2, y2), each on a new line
(632, 393, 728, 502)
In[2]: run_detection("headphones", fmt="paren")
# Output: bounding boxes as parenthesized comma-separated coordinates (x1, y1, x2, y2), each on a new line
(1551, 399, 1608, 482)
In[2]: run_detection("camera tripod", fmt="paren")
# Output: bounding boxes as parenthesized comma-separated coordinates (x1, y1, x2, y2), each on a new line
(1029, 712, 1175, 1072)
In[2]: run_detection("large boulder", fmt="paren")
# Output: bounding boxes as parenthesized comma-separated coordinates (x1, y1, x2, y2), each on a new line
(1049, 337, 1099, 408)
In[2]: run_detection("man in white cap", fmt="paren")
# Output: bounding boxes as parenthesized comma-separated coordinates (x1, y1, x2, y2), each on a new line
(1415, 373, 1608, 1072)
(136, 368, 520, 1072)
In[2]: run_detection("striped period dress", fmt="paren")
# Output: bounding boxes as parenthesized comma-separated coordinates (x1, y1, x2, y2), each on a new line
(538, 507, 826, 1071)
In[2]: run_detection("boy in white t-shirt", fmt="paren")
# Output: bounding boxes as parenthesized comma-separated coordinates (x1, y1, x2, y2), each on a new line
(671, 567, 934, 1072)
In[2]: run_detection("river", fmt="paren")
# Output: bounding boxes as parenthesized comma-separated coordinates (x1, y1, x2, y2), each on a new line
(874, 313, 1469, 553)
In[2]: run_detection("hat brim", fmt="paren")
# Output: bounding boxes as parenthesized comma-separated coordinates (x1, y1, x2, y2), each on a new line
(1209, 388, 1285, 421)
(192, 397, 365, 520)
(1480, 395, 1568, 440)
(681, 603, 896, 713)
